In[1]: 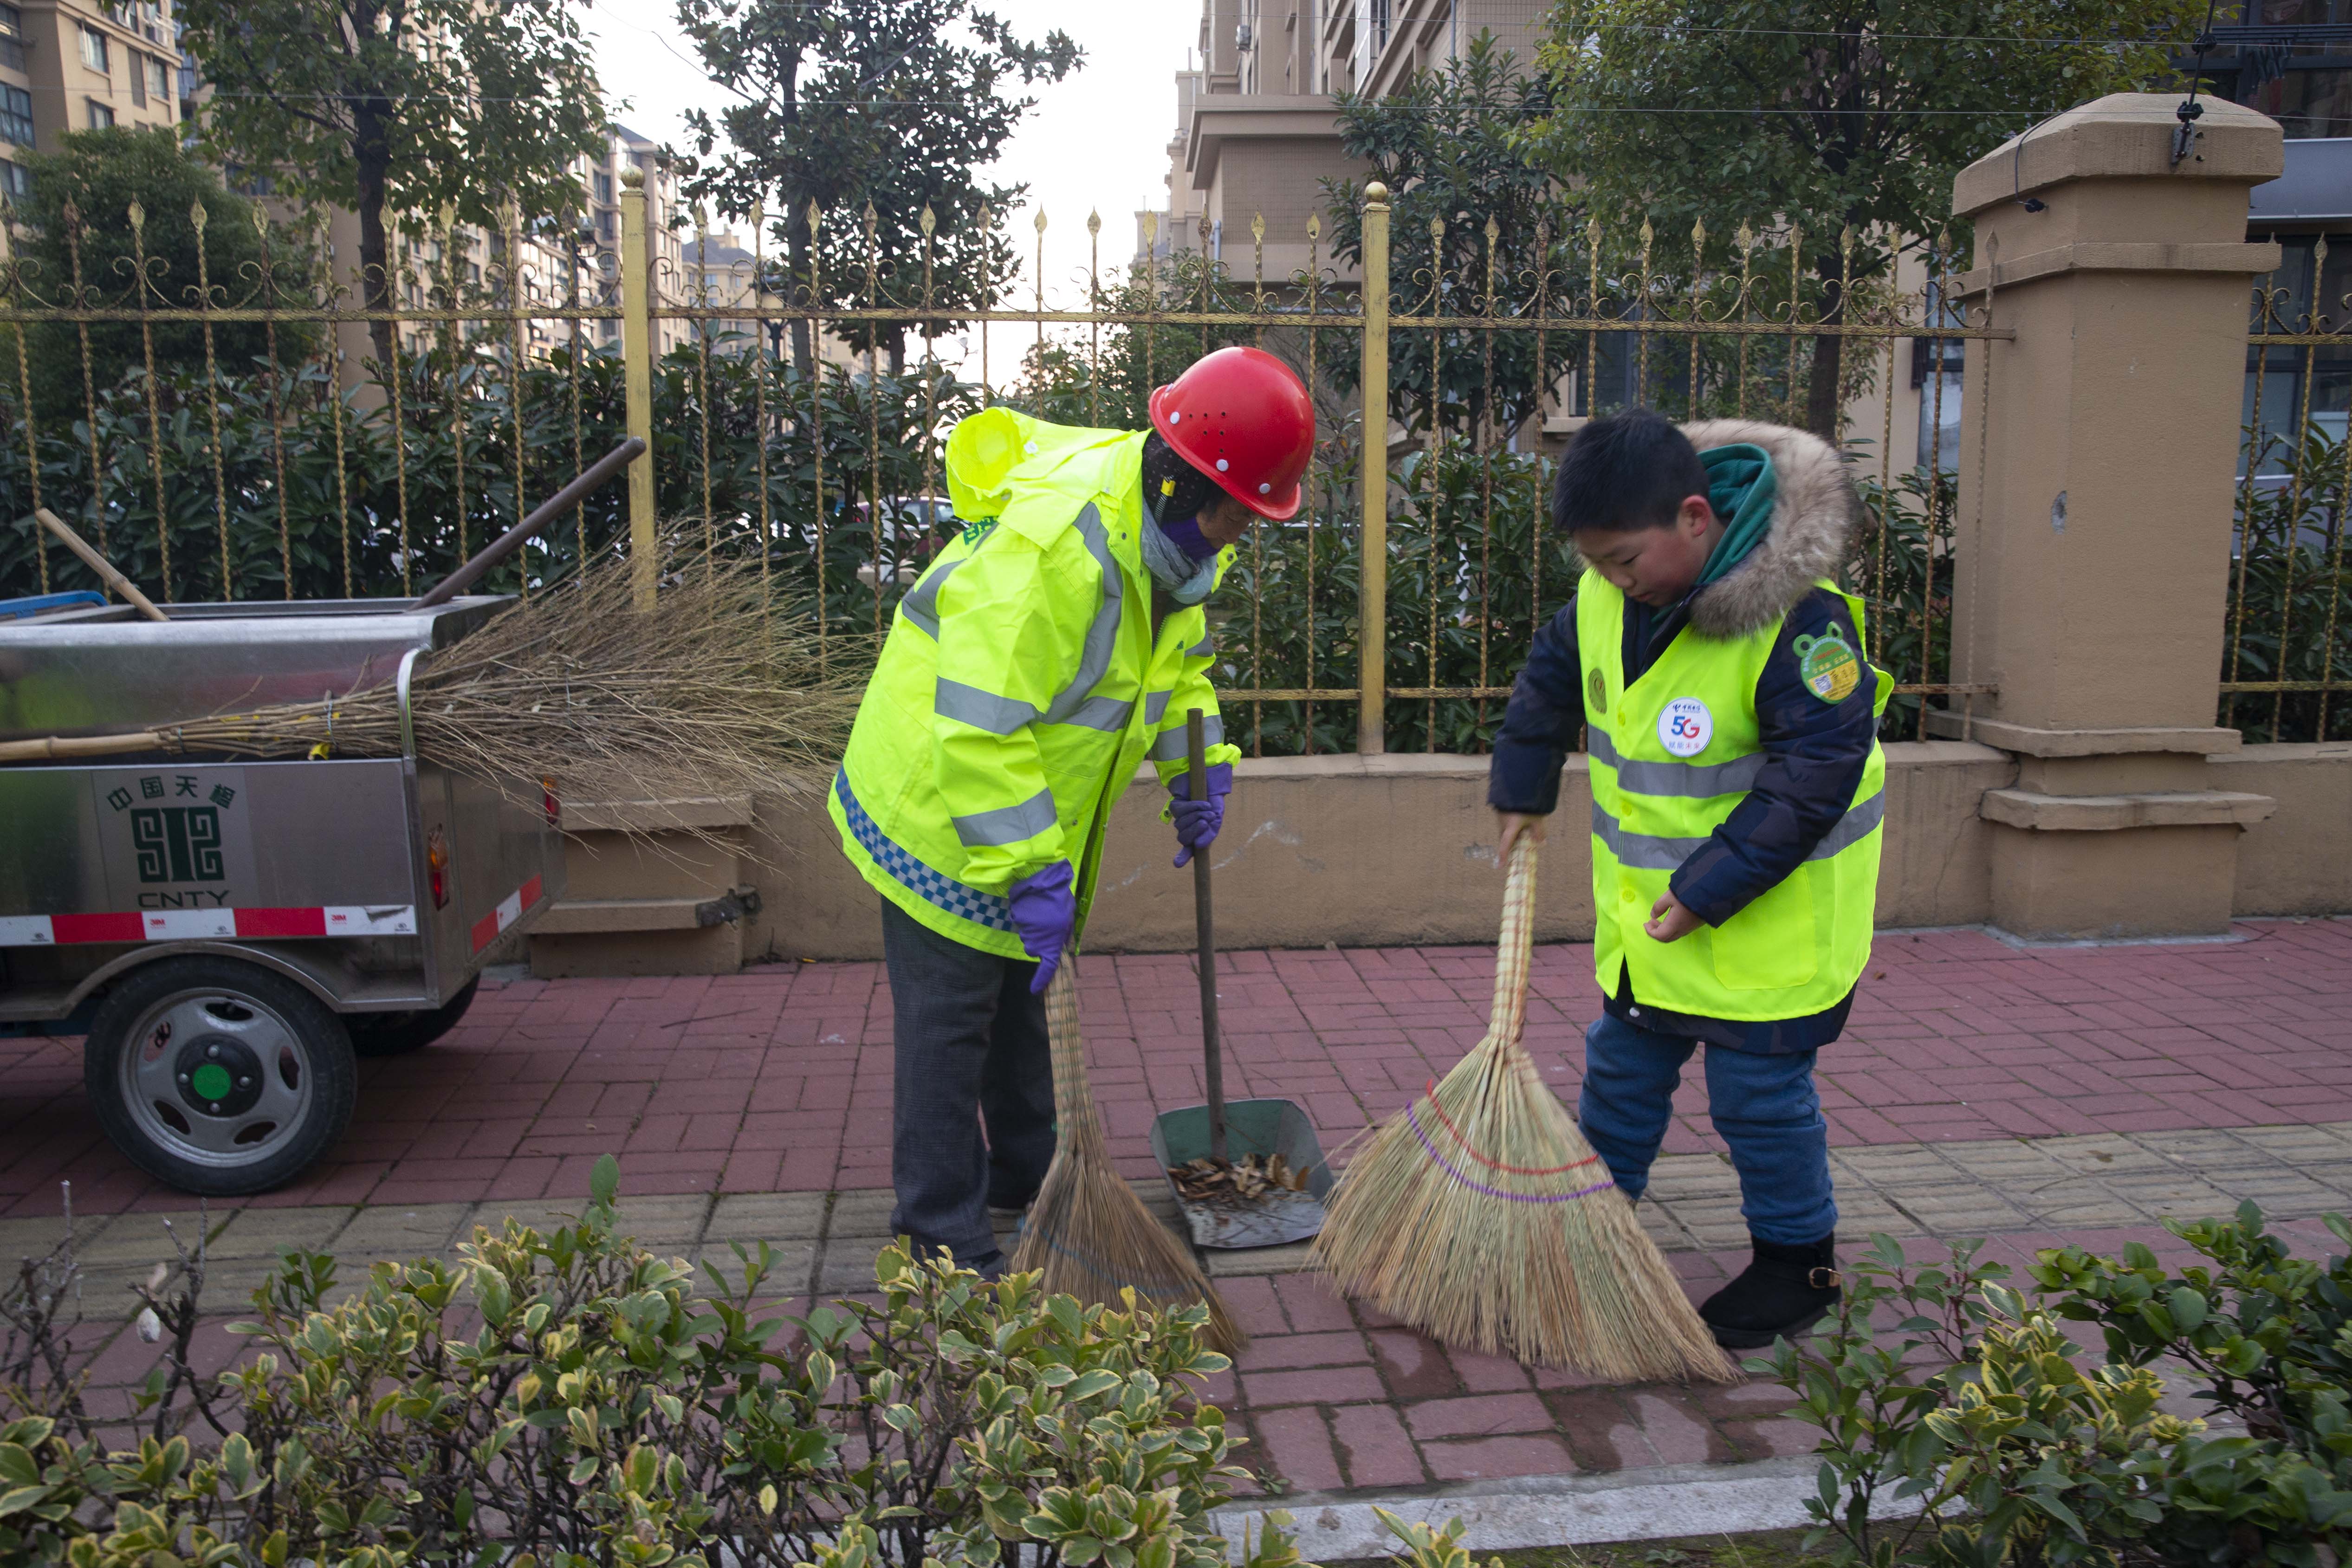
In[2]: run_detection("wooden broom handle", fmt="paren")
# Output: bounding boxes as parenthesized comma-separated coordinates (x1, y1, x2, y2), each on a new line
(1488, 836, 1538, 1043)
(33, 509, 168, 622)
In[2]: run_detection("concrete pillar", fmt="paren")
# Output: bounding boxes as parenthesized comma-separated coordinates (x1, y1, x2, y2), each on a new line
(1938, 93, 2284, 938)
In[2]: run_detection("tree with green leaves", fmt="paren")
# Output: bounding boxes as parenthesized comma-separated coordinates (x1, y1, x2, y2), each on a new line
(9, 127, 318, 426)
(1322, 32, 1580, 441)
(1524, 0, 2202, 437)
(673, 0, 1079, 374)
(176, 0, 606, 370)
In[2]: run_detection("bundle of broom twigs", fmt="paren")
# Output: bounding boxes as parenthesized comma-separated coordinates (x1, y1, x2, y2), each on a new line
(0, 548, 862, 828)
(1312, 839, 1736, 1382)
(1010, 961, 1243, 1354)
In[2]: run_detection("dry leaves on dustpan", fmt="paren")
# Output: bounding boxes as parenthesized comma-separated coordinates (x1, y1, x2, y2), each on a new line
(1168, 1154, 1312, 1204)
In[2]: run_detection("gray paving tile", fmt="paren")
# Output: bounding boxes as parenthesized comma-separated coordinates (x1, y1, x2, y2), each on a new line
(334, 1202, 477, 1262)
(825, 1190, 896, 1237)
(709, 1191, 829, 1244)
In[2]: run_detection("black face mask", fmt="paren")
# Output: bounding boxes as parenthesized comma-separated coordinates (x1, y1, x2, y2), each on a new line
(1140, 431, 1222, 524)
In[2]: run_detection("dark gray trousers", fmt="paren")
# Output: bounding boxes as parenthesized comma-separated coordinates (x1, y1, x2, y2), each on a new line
(879, 901, 1056, 1267)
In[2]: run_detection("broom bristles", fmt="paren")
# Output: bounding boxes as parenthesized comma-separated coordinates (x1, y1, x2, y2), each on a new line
(1009, 960, 1243, 1355)
(1313, 842, 1736, 1383)
(116, 544, 862, 850)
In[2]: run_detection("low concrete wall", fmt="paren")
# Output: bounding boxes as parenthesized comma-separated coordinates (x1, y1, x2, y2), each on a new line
(750, 740, 2018, 962)
(2216, 742, 2352, 916)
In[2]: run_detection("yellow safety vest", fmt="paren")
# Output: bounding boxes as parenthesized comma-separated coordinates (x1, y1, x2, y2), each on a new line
(830, 408, 1240, 958)
(1579, 568, 1892, 1020)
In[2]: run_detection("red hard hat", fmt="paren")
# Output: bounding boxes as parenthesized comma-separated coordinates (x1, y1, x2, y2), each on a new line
(1147, 346, 1315, 521)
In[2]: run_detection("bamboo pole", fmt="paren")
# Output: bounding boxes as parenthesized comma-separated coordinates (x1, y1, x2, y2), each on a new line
(32, 509, 168, 621)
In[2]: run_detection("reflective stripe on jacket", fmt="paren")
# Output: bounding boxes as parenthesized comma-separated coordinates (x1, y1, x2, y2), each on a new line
(830, 408, 1241, 958)
(1579, 567, 1892, 1021)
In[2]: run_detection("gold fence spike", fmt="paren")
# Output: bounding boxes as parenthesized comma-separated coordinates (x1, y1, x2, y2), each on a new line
(1142, 210, 1158, 244)
(1035, 207, 1049, 234)
(1089, 208, 1102, 235)
(920, 203, 935, 236)
(1307, 211, 1321, 240)
(189, 199, 207, 233)
(125, 200, 143, 232)
(1252, 212, 1265, 243)
(807, 200, 822, 236)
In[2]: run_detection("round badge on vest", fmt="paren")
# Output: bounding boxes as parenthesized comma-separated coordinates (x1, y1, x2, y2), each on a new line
(1658, 696, 1712, 757)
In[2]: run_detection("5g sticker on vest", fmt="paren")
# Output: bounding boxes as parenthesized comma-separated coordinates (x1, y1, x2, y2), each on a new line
(1795, 628, 1862, 704)
(1658, 697, 1712, 758)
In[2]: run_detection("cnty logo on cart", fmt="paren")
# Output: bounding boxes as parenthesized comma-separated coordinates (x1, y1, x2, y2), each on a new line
(92, 768, 258, 909)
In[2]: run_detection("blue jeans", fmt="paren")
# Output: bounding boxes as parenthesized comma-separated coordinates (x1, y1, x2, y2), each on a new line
(1577, 1012, 1836, 1246)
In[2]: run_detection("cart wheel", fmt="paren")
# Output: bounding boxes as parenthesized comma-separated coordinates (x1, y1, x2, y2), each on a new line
(347, 976, 481, 1059)
(84, 957, 357, 1198)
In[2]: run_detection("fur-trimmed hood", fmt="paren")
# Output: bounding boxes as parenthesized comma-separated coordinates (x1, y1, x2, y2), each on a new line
(1673, 419, 1858, 639)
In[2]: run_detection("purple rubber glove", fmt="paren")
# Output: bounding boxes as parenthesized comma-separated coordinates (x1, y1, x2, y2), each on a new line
(1008, 861, 1076, 994)
(1169, 762, 1232, 869)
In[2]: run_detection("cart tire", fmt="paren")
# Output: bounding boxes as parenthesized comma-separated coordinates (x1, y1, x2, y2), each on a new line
(84, 957, 357, 1198)
(347, 976, 481, 1058)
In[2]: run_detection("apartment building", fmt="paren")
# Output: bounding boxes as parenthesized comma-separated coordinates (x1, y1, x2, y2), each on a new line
(0, 0, 183, 203)
(1139, 0, 1545, 285)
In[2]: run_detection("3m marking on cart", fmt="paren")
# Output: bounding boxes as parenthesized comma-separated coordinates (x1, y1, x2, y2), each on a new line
(322, 906, 417, 935)
(142, 909, 238, 939)
(470, 876, 544, 953)
(0, 906, 419, 946)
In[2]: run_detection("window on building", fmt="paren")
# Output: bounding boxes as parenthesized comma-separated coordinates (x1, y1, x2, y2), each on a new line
(0, 85, 31, 149)
(81, 26, 110, 73)
(594, 170, 614, 203)
(2245, 232, 2352, 477)
(130, 52, 144, 106)
(0, 5, 23, 73)
(2182, 1, 2352, 138)
(0, 158, 27, 206)
(146, 56, 170, 103)
(88, 100, 114, 129)
(1913, 270, 1966, 474)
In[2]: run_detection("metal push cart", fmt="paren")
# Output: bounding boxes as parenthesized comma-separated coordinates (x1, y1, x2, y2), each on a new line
(0, 596, 565, 1196)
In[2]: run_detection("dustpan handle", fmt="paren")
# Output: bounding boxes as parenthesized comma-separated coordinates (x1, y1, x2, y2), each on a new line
(1489, 836, 1538, 1043)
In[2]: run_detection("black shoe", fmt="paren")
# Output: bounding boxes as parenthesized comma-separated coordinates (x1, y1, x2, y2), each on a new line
(1698, 1235, 1841, 1349)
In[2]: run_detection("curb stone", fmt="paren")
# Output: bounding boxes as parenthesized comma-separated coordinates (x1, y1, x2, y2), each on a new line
(1206, 1456, 1923, 1559)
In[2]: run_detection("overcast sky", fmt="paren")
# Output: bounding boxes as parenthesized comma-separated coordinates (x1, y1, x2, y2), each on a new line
(582, 0, 1201, 374)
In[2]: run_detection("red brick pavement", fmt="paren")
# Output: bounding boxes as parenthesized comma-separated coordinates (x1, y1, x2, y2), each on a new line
(6, 919, 2352, 1218)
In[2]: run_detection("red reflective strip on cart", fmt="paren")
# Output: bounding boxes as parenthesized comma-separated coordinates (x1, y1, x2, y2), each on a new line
(0, 907, 416, 946)
(234, 907, 327, 938)
(469, 876, 544, 954)
(49, 913, 144, 944)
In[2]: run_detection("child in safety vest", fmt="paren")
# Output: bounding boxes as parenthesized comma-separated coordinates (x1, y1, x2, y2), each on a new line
(1489, 408, 1892, 1349)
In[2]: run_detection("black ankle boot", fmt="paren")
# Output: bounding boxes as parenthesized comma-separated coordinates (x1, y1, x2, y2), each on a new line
(1699, 1235, 1841, 1349)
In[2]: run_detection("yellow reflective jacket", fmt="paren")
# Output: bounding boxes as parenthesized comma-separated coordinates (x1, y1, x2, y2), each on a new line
(829, 408, 1242, 958)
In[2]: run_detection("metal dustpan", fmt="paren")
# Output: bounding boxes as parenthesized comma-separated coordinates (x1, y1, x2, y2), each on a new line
(1147, 711, 1329, 1250)
(1151, 1097, 1331, 1248)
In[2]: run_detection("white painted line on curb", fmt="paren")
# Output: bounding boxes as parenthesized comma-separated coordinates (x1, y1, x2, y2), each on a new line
(1209, 1457, 1925, 1559)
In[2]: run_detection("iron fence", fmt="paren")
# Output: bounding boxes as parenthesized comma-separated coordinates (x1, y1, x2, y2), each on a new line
(2234, 234, 2352, 744)
(0, 175, 2010, 754)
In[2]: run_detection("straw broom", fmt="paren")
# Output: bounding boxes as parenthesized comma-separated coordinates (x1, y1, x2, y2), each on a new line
(1010, 959, 1243, 1354)
(0, 550, 860, 836)
(1312, 839, 1735, 1382)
